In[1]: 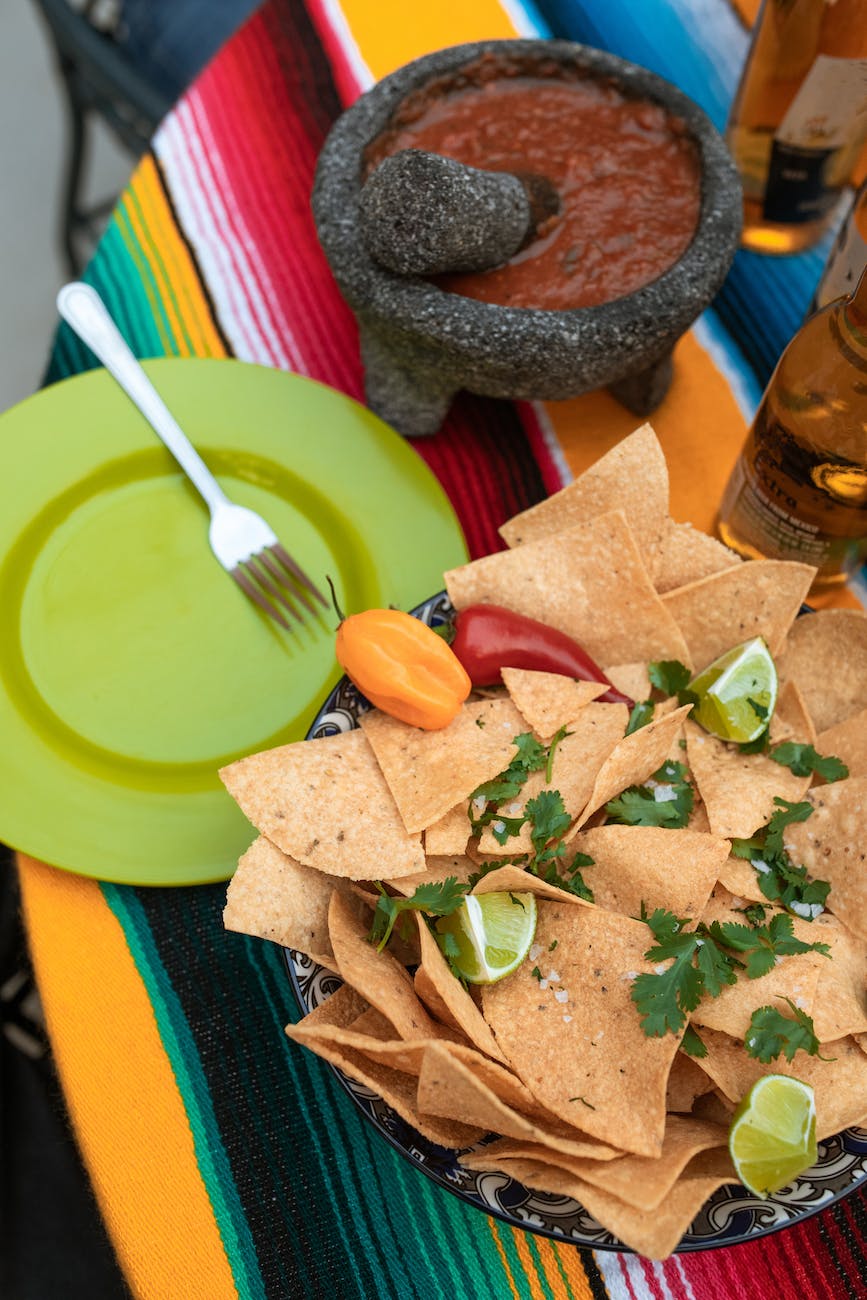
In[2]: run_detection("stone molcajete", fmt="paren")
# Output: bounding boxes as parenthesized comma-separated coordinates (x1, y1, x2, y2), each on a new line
(312, 40, 742, 437)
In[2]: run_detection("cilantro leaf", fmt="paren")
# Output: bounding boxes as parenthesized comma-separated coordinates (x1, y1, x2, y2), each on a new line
(490, 815, 526, 845)
(770, 742, 849, 783)
(632, 906, 830, 1042)
(648, 660, 692, 696)
(625, 700, 654, 735)
(764, 797, 814, 855)
(547, 857, 594, 902)
(606, 761, 694, 829)
(469, 732, 547, 815)
(731, 798, 829, 918)
(632, 953, 703, 1036)
(744, 999, 829, 1063)
(681, 1025, 708, 1058)
(526, 789, 572, 853)
(738, 726, 770, 755)
(632, 910, 706, 1036)
(546, 726, 569, 782)
(695, 933, 739, 997)
(368, 877, 468, 951)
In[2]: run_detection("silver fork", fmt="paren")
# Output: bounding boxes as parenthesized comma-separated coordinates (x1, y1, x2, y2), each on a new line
(57, 282, 327, 630)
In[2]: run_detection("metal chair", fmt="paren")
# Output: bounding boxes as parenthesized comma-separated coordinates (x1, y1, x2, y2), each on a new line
(30, 0, 174, 274)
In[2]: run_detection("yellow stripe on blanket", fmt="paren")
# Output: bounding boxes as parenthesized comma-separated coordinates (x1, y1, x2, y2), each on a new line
(17, 856, 238, 1300)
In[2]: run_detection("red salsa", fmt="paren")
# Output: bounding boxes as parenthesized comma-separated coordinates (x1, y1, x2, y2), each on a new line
(366, 64, 702, 311)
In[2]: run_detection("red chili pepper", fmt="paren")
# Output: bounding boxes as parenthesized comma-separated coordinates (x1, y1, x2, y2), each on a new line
(449, 604, 633, 707)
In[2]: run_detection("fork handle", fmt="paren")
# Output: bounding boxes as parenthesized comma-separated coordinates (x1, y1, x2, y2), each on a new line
(57, 282, 230, 514)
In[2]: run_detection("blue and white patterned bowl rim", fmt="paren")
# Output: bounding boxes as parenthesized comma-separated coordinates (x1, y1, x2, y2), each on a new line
(284, 590, 867, 1254)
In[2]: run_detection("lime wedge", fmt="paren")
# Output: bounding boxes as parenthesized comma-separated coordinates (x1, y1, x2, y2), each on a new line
(688, 636, 778, 743)
(434, 891, 537, 984)
(729, 1075, 817, 1197)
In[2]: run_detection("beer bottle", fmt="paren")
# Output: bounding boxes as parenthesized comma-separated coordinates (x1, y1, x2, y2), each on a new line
(717, 261, 867, 588)
(810, 176, 867, 311)
(726, 0, 867, 254)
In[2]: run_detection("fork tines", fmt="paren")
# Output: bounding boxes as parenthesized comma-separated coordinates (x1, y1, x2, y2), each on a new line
(231, 546, 328, 631)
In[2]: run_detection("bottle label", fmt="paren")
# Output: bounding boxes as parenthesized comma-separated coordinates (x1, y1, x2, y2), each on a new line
(721, 451, 867, 577)
(763, 55, 867, 224)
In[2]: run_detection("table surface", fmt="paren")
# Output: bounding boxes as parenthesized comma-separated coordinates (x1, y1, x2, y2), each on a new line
(16, 0, 867, 1297)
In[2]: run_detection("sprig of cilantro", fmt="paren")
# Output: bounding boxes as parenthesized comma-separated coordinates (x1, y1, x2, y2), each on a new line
(546, 725, 569, 782)
(368, 877, 468, 951)
(769, 742, 849, 782)
(730, 797, 830, 917)
(469, 732, 547, 834)
(631, 906, 830, 1040)
(744, 998, 834, 1063)
(625, 700, 654, 735)
(648, 660, 693, 698)
(605, 760, 694, 829)
(466, 733, 594, 900)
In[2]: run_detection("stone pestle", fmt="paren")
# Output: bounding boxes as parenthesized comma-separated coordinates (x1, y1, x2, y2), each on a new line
(358, 148, 559, 277)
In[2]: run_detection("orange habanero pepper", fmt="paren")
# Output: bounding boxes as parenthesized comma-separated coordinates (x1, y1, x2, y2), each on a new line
(335, 608, 471, 730)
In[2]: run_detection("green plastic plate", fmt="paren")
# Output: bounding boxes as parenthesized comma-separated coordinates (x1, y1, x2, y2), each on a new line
(0, 359, 467, 885)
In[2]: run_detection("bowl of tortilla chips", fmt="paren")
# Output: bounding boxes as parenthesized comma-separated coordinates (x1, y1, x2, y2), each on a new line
(220, 423, 867, 1259)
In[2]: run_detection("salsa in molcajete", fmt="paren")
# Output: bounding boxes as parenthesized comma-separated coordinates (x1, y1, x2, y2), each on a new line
(365, 60, 702, 311)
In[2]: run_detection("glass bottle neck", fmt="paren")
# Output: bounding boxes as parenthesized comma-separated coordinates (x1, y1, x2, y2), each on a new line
(840, 261, 867, 354)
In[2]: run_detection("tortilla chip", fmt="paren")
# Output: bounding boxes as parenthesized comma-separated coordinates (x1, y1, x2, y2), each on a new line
(416, 1042, 619, 1159)
(569, 704, 694, 833)
(360, 697, 528, 835)
(693, 1028, 867, 1140)
(459, 1136, 619, 1174)
(810, 912, 867, 1042)
(604, 662, 652, 702)
(477, 703, 628, 856)
(223, 835, 340, 968)
(327, 892, 451, 1042)
(715, 854, 768, 904)
(499, 423, 669, 577)
(413, 913, 510, 1065)
(219, 728, 424, 879)
(567, 1147, 737, 1258)
(288, 1017, 527, 1107)
(350, 1005, 397, 1040)
(482, 902, 682, 1156)
(445, 510, 692, 668)
(297, 981, 371, 1031)
(462, 1148, 736, 1259)
(684, 681, 815, 840)
(285, 1019, 483, 1148)
(472, 1114, 725, 1212)
(815, 708, 867, 781)
(690, 890, 826, 1039)
(666, 1051, 716, 1112)
(414, 965, 461, 1028)
(567, 825, 729, 919)
(423, 802, 471, 855)
(501, 668, 608, 739)
(388, 854, 476, 899)
(690, 1089, 736, 1126)
(661, 560, 814, 670)
(778, 609, 867, 732)
(653, 520, 742, 594)
(784, 777, 867, 942)
(470, 863, 593, 908)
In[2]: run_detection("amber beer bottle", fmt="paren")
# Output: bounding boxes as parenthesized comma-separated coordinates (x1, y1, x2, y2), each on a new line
(726, 0, 867, 254)
(717, 261, 867, 588)
(810, 177, 867, 310)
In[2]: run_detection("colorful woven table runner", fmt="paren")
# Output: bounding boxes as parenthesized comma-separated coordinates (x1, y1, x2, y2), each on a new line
(18, 1, 867, 1297)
